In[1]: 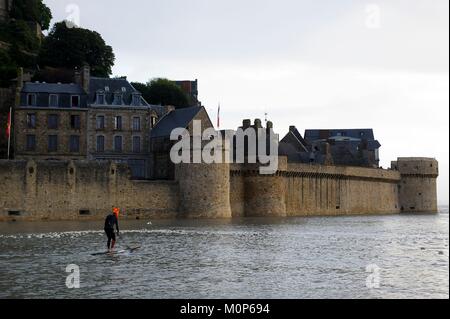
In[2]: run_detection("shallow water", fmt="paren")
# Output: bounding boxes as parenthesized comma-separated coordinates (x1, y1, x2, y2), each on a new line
(0, 209, 448, 299)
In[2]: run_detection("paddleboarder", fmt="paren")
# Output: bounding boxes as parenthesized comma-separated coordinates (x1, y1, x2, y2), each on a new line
(104, 207, 120, 252)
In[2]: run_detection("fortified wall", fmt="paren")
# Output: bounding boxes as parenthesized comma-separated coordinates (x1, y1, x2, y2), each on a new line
(0, 156, 439, 221)
(230, 158, 402, 217)
(0, 160, 178, 221)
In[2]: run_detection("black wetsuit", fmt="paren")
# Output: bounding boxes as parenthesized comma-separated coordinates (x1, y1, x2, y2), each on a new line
(104, 214, 119, 249)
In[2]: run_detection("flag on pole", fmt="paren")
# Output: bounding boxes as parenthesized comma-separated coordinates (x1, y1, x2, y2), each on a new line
(7, 107, 12, 160)
(217, 103, 220, 129)
(6, 109, 11, 139)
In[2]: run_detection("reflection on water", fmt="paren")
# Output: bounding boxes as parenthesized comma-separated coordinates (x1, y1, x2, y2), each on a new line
(0, 208, 448, 299)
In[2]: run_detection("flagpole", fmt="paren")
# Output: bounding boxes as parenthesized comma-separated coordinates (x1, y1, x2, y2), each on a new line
(7, 107, 11, 160)
(217, 103, 220, 129)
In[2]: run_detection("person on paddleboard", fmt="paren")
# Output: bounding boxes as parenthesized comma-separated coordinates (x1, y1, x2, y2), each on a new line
(104, 207, 120, 251)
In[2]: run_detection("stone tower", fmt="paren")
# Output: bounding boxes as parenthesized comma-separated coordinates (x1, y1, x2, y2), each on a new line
(391, 157, 439, 213)
(175, 141, 232, 219)
(243, 158, 287, 217)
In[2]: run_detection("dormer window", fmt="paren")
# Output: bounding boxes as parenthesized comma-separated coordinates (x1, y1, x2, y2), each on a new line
(71, 95, 80, 107)
(96, 92, 105, 105)
(27, 94, 37, 106)
(113, 93, 123, 105)
(49, 94, 59, 107)
(132, 93, 141, 106)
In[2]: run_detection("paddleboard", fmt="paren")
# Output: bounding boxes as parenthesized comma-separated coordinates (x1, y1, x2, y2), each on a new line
(91, 246, 141, 256)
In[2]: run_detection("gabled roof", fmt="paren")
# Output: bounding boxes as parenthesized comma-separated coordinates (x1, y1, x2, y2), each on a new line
(280, 131, 309, 153)
(22, 82, 85, 95)
(150, 106, 203, 138)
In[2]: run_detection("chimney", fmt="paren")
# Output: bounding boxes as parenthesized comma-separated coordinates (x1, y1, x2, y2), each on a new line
(165, 105, 176, 114)
(74, 67, 81, 86)
(321, 142, 331, 155)
(15, 67, 24, 107)
(81, 64, 90, 93)
(242, 119, 251, 129)
(254, 119, 262, 128)
(289, 125, 296, 132)
(16, 67, 24, 91)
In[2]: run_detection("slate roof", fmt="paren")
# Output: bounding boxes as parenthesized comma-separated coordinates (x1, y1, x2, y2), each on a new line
(22, 82, 85, 95)
(304, 129, 376, 142)
(88, 77, 149, 106)
(150, 106, 203, 138)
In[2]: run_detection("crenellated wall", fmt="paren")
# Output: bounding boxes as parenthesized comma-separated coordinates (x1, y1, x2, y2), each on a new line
(230, 157, 402, 217)
(0, 156, 439, 221)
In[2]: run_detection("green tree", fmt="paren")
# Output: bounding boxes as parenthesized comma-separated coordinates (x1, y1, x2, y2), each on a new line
(10, 0, 52, 30)
(132, 78, 190, 108)
(38, 22, 115, 77)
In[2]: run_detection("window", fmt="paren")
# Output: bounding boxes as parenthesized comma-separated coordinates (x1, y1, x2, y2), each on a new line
(48, 114, 58, 129)
(49, 94, 58, 107)
(71, 95, 80, 107)
(48, 135, 58, 152)
(27, 94, 36, 106)
(113, 93, 123, 105)
(69, 135, 80, 153)
(114, 116, 122, 130)
(26, 135, 36, 151)
(27, 113, 36, 128)
(96, 93, 105, 105)
(132, 94, 141, 106)
(132, 117, 141, 131)
(96, 135, 105, 152)
(132, 136, 141, 153)
(114, 136, 123, 152)
(96, 115, 105, 130)
(70, 115, 81, 129)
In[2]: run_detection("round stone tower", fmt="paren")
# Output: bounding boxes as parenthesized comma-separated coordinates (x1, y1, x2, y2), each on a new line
(243, 157, 287, 217)
(175, 144, 232, 219)
(391, 157, 439, 213)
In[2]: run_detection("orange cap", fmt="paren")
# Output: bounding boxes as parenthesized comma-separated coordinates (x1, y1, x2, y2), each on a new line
(113, 207, 120, 217)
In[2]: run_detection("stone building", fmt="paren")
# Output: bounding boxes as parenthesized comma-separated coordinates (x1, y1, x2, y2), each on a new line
(14, 80, 89, 160)
(13, 65, 169, 178)
(280, 127, 381, 167)
(150, 106, 214, 179)
(86, 74, 164, 179)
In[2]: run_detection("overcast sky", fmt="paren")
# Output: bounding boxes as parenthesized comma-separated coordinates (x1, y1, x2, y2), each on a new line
(43, 0, 449, 204)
